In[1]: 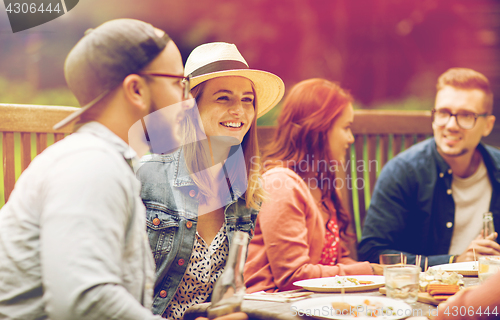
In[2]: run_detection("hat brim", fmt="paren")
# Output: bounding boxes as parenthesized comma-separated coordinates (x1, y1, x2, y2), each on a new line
(189, 69, 284, 118)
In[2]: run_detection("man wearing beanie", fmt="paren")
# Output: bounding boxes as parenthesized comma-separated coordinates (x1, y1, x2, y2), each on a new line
(0, 19, 192, 319)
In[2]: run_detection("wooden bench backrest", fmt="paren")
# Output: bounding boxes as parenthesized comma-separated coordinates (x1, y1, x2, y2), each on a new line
(1, 104, 433, 237)
(257, 110, 433, 242)
(0, 104, 78, 205)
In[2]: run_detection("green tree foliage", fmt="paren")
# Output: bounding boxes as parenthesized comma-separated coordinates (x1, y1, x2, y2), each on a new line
(0, 76, 78, 106)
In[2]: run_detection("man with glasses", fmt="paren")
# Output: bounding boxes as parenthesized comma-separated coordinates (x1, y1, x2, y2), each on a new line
(359, 68, 500, 267)
(0, 19, 193, 319)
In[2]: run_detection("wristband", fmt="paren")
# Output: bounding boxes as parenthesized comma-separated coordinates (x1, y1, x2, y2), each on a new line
(449, 255, 456, 264)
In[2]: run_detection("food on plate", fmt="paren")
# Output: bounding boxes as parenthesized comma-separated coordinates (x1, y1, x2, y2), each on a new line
(427, 284, 460, 296)
(331, 299, 397, 317)
(419, 268, 464, 292)
(425, 283, 460, 302)
(331, 301, 354, 314)
(346, 277, 375, 285)
(321, 277, 375, 287)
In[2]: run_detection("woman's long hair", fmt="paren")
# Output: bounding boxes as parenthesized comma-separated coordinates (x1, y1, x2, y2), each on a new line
(182, 79, 265, 210)
(263, 78, 353, 237)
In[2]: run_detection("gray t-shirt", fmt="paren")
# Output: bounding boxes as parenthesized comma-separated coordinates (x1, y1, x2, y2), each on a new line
(0, 122, 162, 320)
(449, 159, 492, 255)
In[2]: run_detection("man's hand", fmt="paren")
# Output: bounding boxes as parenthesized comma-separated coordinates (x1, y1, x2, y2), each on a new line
(441, 286, 475, 306)
(370, 263, 384, 275)
(406, 289, 478, 320)
(196, 312, 248, 320)
(456, 232, 500, 262)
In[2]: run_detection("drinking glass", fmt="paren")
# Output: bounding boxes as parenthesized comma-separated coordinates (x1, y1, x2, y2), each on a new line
(478, 256, 500, 283)
(379, 254, 404, 265)
(483, 212, 495, 238)
(384, 265, 420, 303)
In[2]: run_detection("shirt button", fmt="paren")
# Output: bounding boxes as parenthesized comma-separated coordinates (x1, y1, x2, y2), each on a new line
(189, 189, 196, 197)
(447, 189, 452, 195)
(178, 259, 185, 266)
(159, 290, 167, 298)
(186, 221, 193, 229)
(152, 218, 161, 226)
(448, 169, 452, 174)
(446, 222, 453, 228)
(439, 173, 444, 178)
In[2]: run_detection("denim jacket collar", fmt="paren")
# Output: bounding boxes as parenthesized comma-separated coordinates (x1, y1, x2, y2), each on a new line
(172, 148, 245, 202)
(173, 149, 196, 187)
(431, 138, 500, 184)
(478, 143, 500, 184)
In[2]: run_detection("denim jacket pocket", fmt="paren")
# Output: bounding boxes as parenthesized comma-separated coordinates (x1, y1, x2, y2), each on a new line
(144, 201, 179, 266)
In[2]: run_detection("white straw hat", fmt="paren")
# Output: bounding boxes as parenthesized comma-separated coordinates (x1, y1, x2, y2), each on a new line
(184, 42, 284, 118)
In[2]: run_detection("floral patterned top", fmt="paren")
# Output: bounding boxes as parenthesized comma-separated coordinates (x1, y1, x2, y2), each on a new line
(163, 225, 228, 319)
(319, 219, 340, 265)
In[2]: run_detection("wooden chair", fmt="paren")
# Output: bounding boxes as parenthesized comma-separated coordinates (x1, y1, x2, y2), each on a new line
(1, 104, 432, 232)
(0, 103, 77, 206)
(257, 110, 433, 248)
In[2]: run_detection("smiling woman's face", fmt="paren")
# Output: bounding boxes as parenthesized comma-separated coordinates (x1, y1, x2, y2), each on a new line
(196, 76, 256, 143)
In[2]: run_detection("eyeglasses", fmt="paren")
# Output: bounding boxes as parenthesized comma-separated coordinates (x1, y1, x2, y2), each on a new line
(432, 109, 489, 130)
(137, 72, 191, 100)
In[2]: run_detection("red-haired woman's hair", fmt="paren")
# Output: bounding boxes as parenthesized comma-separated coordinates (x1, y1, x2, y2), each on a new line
(262, 78, 354, 237)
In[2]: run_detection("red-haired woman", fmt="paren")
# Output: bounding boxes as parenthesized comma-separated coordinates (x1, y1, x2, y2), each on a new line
(244, 78, 383, 293)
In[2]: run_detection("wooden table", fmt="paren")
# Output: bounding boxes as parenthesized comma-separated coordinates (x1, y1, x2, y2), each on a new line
(184, 278, 480, 320)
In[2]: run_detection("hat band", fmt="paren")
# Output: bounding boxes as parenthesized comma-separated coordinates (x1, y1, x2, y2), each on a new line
(190, 60, 248, 77)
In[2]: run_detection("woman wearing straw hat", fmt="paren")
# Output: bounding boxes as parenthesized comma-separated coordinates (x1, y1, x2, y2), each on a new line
(243, 79, 384, 294)
(137, 42, 284, 319)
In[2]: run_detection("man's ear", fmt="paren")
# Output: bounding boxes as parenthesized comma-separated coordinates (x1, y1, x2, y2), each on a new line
(122, 74, 150, 112)
(483, 115, 496, 137)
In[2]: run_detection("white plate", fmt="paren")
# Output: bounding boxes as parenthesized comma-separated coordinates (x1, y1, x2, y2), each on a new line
(293, 275, 385, 293)
(291, 295, 413, 320)
(429, 261, 478, 276)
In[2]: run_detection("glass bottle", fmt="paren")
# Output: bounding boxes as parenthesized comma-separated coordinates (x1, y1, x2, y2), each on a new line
(483, 212, 495, 238)
(207, 231, 249, 319)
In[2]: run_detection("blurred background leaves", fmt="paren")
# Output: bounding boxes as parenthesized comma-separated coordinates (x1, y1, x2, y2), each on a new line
(0, 0, 499, 139)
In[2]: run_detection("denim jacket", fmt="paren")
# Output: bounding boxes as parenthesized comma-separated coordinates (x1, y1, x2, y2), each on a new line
(358, 138, 500, 267)
(136, 149, 258, 316)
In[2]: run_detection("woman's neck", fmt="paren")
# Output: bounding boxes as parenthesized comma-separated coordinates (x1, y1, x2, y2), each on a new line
(198, 136, 237, 189)
(205, 136, 233, 165)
